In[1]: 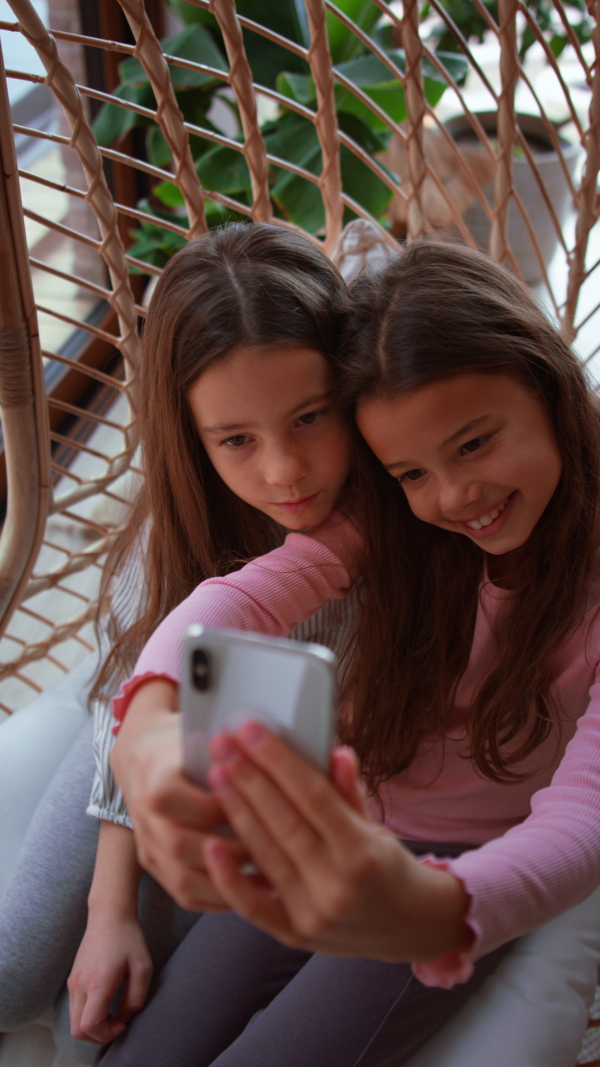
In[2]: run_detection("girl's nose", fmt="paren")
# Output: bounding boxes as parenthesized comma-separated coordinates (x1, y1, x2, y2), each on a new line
(263, 445, 309, 488)
(438, 477, 481, 517)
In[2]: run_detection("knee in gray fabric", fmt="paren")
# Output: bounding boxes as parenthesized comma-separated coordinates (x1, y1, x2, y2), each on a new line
(0, 968, 53, 1031)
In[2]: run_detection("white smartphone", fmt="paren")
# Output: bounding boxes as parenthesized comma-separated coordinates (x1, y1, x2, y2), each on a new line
(181, 625, 337, 787)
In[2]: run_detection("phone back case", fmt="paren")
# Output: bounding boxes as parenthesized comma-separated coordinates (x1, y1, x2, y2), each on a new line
(181, 626, 337, 785)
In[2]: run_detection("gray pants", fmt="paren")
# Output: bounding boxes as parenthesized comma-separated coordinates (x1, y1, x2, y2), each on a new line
(94, 858, 512, 1067)
(0, 717, 199, 1064)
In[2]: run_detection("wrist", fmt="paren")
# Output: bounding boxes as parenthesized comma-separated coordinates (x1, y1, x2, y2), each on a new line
(88, 822, 142, 921)
(403, 856, 472, 964)
(110, 680, 179, 789)
(87, 886, 138, 923)
(112, 674, 178, 733)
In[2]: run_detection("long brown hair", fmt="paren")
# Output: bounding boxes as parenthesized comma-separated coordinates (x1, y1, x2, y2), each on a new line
(338, 240, 600, 790)
(92, 223, 346, 701)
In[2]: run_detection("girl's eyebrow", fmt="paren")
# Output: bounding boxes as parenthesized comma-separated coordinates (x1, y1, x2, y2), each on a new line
(443, 414, 491, 447)
(200, 391, 332, 435)
(289, 390, 332, 417)
(384, 415, 491, 471)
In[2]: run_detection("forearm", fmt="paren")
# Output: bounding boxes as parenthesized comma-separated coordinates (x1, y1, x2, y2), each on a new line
(87, 821, 142, 922)
(109, 680, 232, 911)
(132, 514, 361, 686)
(110, 679, 179, 813)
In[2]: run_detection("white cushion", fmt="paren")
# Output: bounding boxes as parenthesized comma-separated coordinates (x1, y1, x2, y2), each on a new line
(405, 887, 600, 1067)
(0, 654, 96, 897)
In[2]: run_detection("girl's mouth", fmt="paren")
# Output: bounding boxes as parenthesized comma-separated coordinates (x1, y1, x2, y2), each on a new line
(276, 492, 319, 515)
(460, 493, 514, 538)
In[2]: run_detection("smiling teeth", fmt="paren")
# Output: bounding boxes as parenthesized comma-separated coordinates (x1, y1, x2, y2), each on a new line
(466, 499, 507, 531)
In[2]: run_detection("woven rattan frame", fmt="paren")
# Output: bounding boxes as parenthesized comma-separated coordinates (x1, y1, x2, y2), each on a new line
(0, 0, 598, 695)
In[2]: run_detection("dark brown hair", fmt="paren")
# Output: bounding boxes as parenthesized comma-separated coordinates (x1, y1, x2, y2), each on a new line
(92, 223, 346, 701)
(337, 239, 600, 790)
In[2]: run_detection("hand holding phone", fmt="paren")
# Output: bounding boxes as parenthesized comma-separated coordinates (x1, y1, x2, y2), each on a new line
(181, 626, 337, 787)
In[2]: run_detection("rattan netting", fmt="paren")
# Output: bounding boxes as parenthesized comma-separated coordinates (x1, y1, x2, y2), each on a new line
(0, 0, 598, 695)
(1, 0, 598, 706)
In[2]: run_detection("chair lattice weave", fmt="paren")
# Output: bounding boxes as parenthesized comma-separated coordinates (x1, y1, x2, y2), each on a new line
(0, 1, 599, 1060)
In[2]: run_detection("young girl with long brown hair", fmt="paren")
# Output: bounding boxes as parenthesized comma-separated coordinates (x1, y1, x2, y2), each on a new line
(93, 240, 600, 1067)
(0, 221, 363, 1064)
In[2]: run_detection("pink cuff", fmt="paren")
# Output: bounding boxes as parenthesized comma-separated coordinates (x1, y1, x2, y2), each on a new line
(411, 855, 479, 989)
(111, 672, 178, 734)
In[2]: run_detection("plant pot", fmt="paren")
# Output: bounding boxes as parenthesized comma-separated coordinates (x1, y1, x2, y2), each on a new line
(444, 112, 581, 284)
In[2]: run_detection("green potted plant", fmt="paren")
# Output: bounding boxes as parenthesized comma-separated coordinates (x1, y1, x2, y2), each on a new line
(92, 0, 467, 266)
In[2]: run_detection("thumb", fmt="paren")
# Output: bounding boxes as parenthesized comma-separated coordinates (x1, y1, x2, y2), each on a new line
(330, 746, 370, 817)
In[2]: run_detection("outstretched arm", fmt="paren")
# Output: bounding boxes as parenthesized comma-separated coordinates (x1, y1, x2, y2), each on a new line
(109, 679, 248, 911)
(113, 512, 361, 726)
(109, 514, 361, 908)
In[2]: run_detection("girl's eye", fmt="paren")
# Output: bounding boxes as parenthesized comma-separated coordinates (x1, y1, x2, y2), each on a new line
(296, 409, 326, 428)
(461, 435, 489, 455)
(220, 434, 253, 449)
(399, 468, 426, 484)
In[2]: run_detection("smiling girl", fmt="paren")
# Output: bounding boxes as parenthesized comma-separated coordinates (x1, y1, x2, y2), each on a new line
(101, 240, 600, 1066)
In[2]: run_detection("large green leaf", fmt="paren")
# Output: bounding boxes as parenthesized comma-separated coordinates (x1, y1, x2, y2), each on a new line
(265, 111, 392, 233)
(326, 0, 382, 64)
(270, 146, 394, 233)
(92, 82, 154, 146)
(265, 113, 322, 230)
(146, 125, 172, 168)
(337, 110, 388, 155)
(263, 113, 322, 173)
(118, 25, 227, 90)
(153, 181, 186, 209)
(276, 71, 316, 108)
(235, 0, 309, 48)
(128, 226, 188, 269)
(337, 49, 468, 89)
(167, 1, 219, 30)
(334, 49, 467, 131)
(196, 143, 252, 197)
(340, 143, 393, 220)
(233, 0, 309, 88)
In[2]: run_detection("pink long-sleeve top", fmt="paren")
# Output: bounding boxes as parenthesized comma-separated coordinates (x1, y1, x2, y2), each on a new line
(114, 513, 600, 987)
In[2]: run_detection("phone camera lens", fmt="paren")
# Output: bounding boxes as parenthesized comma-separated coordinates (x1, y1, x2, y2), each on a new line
(192, 648, 210, 691)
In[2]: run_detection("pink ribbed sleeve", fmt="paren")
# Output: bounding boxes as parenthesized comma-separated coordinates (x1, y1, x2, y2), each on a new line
(414, 675, 600, 987)
(113, 512, 361, 722)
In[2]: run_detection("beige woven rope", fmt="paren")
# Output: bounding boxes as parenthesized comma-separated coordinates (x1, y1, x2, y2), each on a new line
(118, 0, 209, 239)
(565, 0, 600, 338)
(490, 0, 518, 265)
(305, 0, 343, 253)
(209, 0, 272, 221)
(7, 0, 140, 379)
(399, 0, 427, 239)
(0, 45, 50, 635)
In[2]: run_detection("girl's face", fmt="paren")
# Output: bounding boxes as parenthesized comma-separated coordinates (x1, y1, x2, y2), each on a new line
(189, 344, 351, 530)
(356, 372, 562, 560)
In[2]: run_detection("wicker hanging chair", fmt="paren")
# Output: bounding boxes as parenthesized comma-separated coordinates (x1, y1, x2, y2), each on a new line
(0, 1, 599, 1063)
